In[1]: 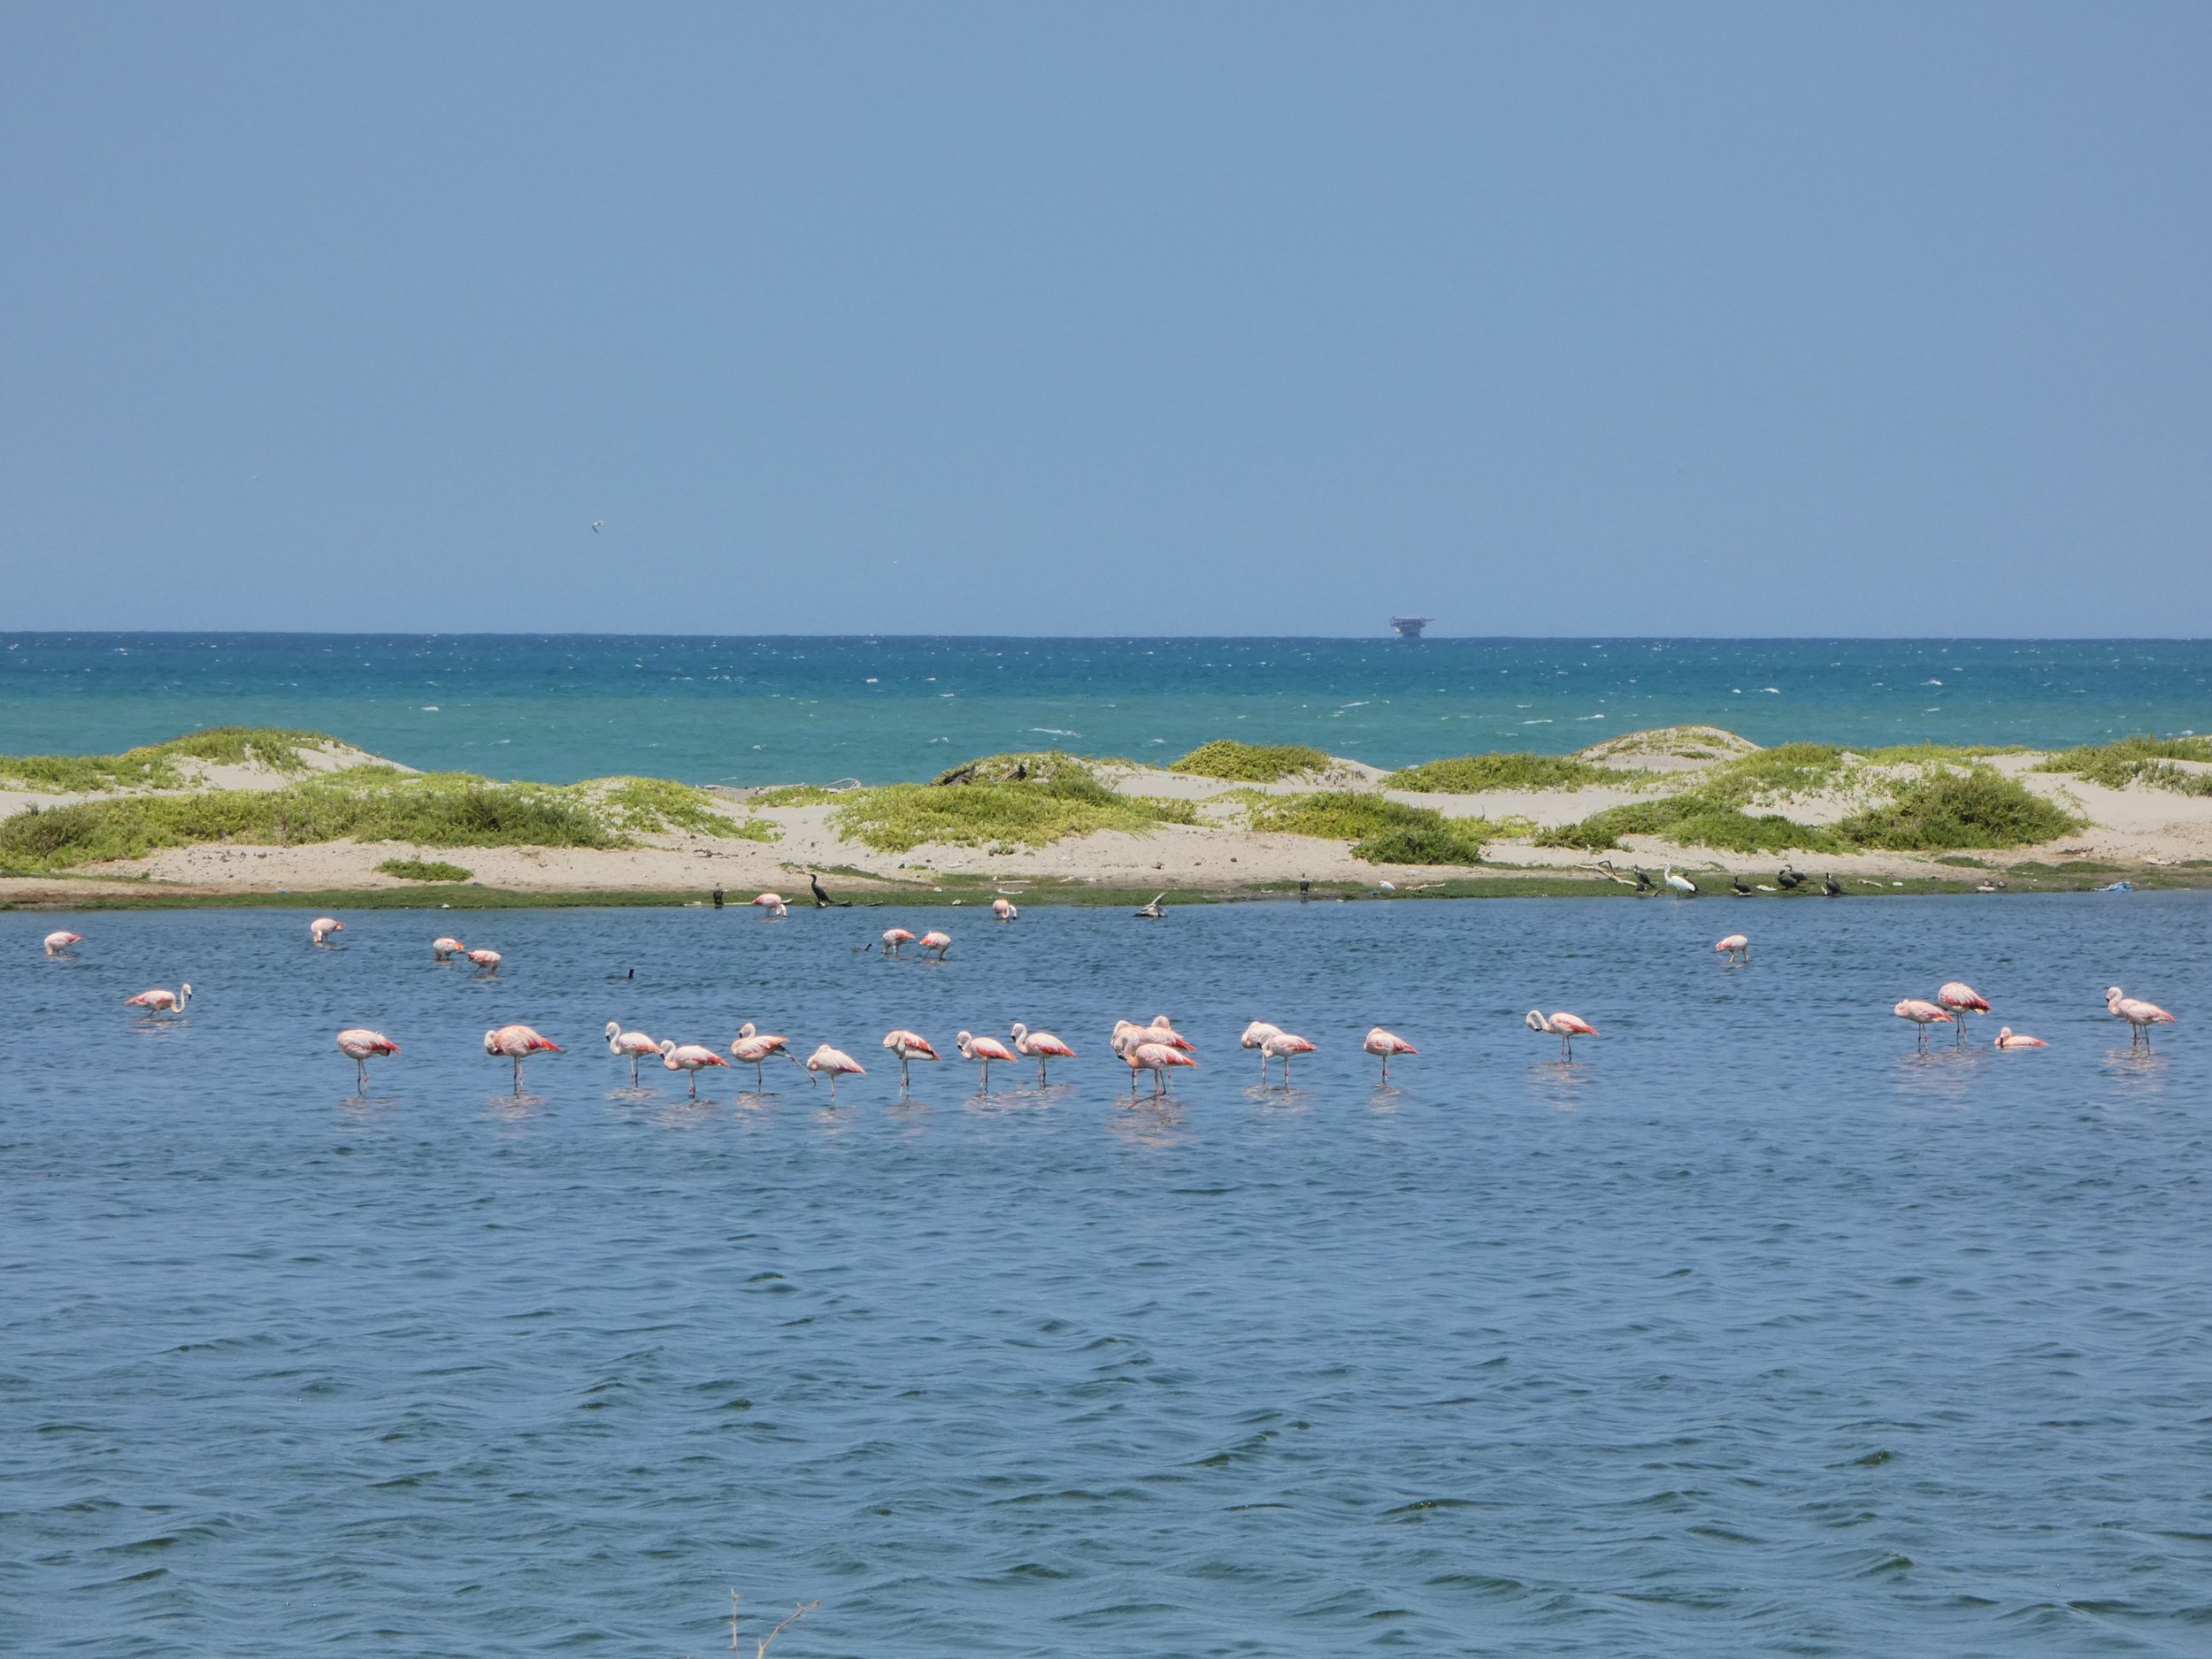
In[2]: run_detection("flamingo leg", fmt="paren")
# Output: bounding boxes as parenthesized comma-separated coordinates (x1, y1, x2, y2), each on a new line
(357, 1059, 368, 1092)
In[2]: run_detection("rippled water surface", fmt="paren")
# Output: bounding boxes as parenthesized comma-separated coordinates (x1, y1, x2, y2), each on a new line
(4, 893, 2208, 1656)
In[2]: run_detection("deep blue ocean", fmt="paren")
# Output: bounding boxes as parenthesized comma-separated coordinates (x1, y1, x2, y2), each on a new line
(3, 893, 2207, 1656)
(4, 634, 2209, 781)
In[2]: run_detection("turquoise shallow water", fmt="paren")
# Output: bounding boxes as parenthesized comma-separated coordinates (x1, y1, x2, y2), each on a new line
(3, 892, 2207, 1655)
(3, 634, 2208, 782)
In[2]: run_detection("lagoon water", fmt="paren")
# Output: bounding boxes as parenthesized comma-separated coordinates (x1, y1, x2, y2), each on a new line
(4, 634, 2211, 784)
(4, 891, 2208, 1655)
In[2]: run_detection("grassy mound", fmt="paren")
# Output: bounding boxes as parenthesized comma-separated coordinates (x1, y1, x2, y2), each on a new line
(374, 857, 473, 882)
(1386, 752, 1623, 793)
(1836, 765, 2084, 850)
(0, 726, 338, 792)
(1246, 790, 1492, 865)
(830, 752, 1197, 852)
(2032, 735, 2212, 795)
(1169, 741, 1334, 782)
(1536, 797, 1848, 855)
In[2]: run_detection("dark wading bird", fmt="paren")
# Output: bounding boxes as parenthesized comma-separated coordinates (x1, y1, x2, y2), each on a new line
(1778, 864, 1806, 890)
(1732, 875, 1753, 896)
(1824, 873, 1845, 896)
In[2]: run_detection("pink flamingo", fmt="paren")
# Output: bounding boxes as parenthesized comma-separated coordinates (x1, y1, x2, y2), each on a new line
(1240, 1021, 1284, 1078)
(484, 1024, 560, 1091)
(1526, 1009, 1597, 1059)
(805, 1043, 865, 1100)
(1141, 1015, 1194, 1051)
(730, 1023, 800, 1087)
(432, 935, 465, 961)
(1261, 1030, 1317, 1083)
(43, 930, 82, 956)
(1714, 933, 1749, 964)
(919, 930, 952, 961)
(2107, 985, 2176, 1048)
(956, 1030, 1018, 1089)
(310, 917, 344, 946)
(466, 948, 503, 972)
(991, 897, 1018, 922)
(335, 1028, 399, 1090)
(1993, 1026, 2048, 1049)
(1893, 998, 1953, 1051)
(126, 983, 192, 1016)
(1937, 982, 1990, 1045)
(752, 893, 787, 918)
(604, 1021, 660, 1086)
(658, 1038, 730, 1097)
(1129, 1040, 1197, 1098)
(882, 1028, 941, 1090)
(881, 927, 916, 955)
(1363, 1027, 1417, 1081)
(1010, 1021, 1076, 1083)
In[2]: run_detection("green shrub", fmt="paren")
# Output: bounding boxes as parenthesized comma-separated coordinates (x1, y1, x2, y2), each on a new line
(1245, 790, 1489, 864)
(1169, 741, 1334, 782)
(752, 784, 847, 808)
(1536, 796, 1847, 855)
(375, 858, 473, 882)
(2032, 735, 2212, 794)
(0, 726, 337, 792)
(1386, 752, 1622, 793)
(589, 776, 772, 837)
(829, 759, 1197, 852)
(1837, 765, 2083, 849)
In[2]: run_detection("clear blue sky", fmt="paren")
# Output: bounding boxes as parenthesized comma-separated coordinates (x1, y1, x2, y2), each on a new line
(4, 4, 2208, 636)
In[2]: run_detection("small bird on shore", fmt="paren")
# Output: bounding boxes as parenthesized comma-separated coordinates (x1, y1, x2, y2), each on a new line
(1631, 868, 1656, 894)
(1363, 1027, 1417, 1082)
(1715, 933, 1749, 964)
(1010, 1022, 1076, 1083)
(805, 1043, 864, 1099)
(1823, 873, 1844, 896)
(1526, 1009, 1597, 1059)
(658, 1038, 729, 1097)
(1893, 999, 1952, 1050)
(126, 983, 192, 1016)
(2106, 985, 2176, 1048)
(1778, 864, 1805, 890)
(1732, 875, 1753, 896)
(484, 1024, 560, 1091)
(605, 1021, 660, 1087)
(809, 872, 849, 908)
(42, 930, 82, 956)
(336, 1028, 399, 1091)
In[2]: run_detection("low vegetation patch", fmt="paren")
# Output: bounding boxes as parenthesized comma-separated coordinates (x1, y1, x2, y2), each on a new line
(1386, 752, 1624, 793)
(752, 783, 849, 808)
(1536, 797, 1848, 856)
(1169, 740, 1334, 783)
(1576, 725, 1759, 764)
(589, 776, 772, 839)
(2032, 735, 2212, 795)
(0, 726, 337, 792)
(830, 752, 1197, 852)
(1836, 764, 2084, 850)
(1246, 790, 1493, 865)
(374, 857, 473, 882)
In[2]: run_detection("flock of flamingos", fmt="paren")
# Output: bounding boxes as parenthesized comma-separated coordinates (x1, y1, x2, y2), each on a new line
(40, 895, 2183, 1100)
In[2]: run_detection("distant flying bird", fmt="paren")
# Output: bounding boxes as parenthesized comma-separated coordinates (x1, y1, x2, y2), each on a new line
(42, 930, 82, 956)
(591, 520, 603, 533)
(1363, 1027, 1417, 1082)
(126, 983, 192, 1016)
(335, 1028, 399, 1091)
(1010, 1022, 1076, 1083)
(2106, 985, 2176, 1048)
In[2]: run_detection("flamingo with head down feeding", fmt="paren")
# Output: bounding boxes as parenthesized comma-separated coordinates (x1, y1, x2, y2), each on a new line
(880, 927, 915, 955)
(1010, 1022, 1076, 1083)
(605, 1021, 660, 1086)
(43, 930, 82, 956)
(1363, 1027, 1417, 1082)
(126, 983, 193, 1017)
(433, 935, 465, 961)
(1714, 933, 1749, 964)
(310, 917, 344, 946)
(335, 1028, 399, 1091)
(919, 931, 952, 961)
(2107, 986, 2176, 1048)
(484, 1024, 560, 1091)
(1526, 1009, 1597, 1059)
(466, 949, 503, 973)
(1893, 999, 1952, 1050)
(956, 1030, 1018, 1090)
(752, 893, 787, 918)
(991, 897, 1018, 922)
(1936, 982, 1990, 1045)
(806, 1043, 864, 1100)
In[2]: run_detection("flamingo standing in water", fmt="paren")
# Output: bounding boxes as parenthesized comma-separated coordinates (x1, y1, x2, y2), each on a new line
(919, 930, 952, 961)
(1526, 1009, 1597, 1059)
(1363, 1027, 1417, 1082)
(991, 897, 1018, 922)
(658, 1038, 730, 1098)
(805, 1043, 865, 1100)
(432, 935, 465, 961)
(605, 1021, 660, 1086)
(484, 1024, 561, 1091)
(1893, 999, 1953, 1050)
(1936, 982, 1990, 1045)
(126, 983, 192, 1017)
(752, 893, 787, 918)
(335, 1028, 399, 1091)
(881, 1028, 941, 1090)
(43, 930, 83, 956)
(310, 917, 344, 946)
(1128, 1040, 1196, 1098)
(730, 1023, 799, 1087)
(956, 1030, 1018, 1090)
(2106, 986, 2176, 1048)
(1010, 1022, 1076, 1082)
(1240, 1021, 1284, 1079)
(466, 948, 503, 973)
(881, 927, 916, 956)
(1993, 1026, 2048, 1049)
(1260, 1030, 1317, 1083)
(1714, 933, 1749, 964)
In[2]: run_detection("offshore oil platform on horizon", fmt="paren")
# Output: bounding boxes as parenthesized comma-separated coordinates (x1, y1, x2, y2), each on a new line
(1389, 616, 1433, 639)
